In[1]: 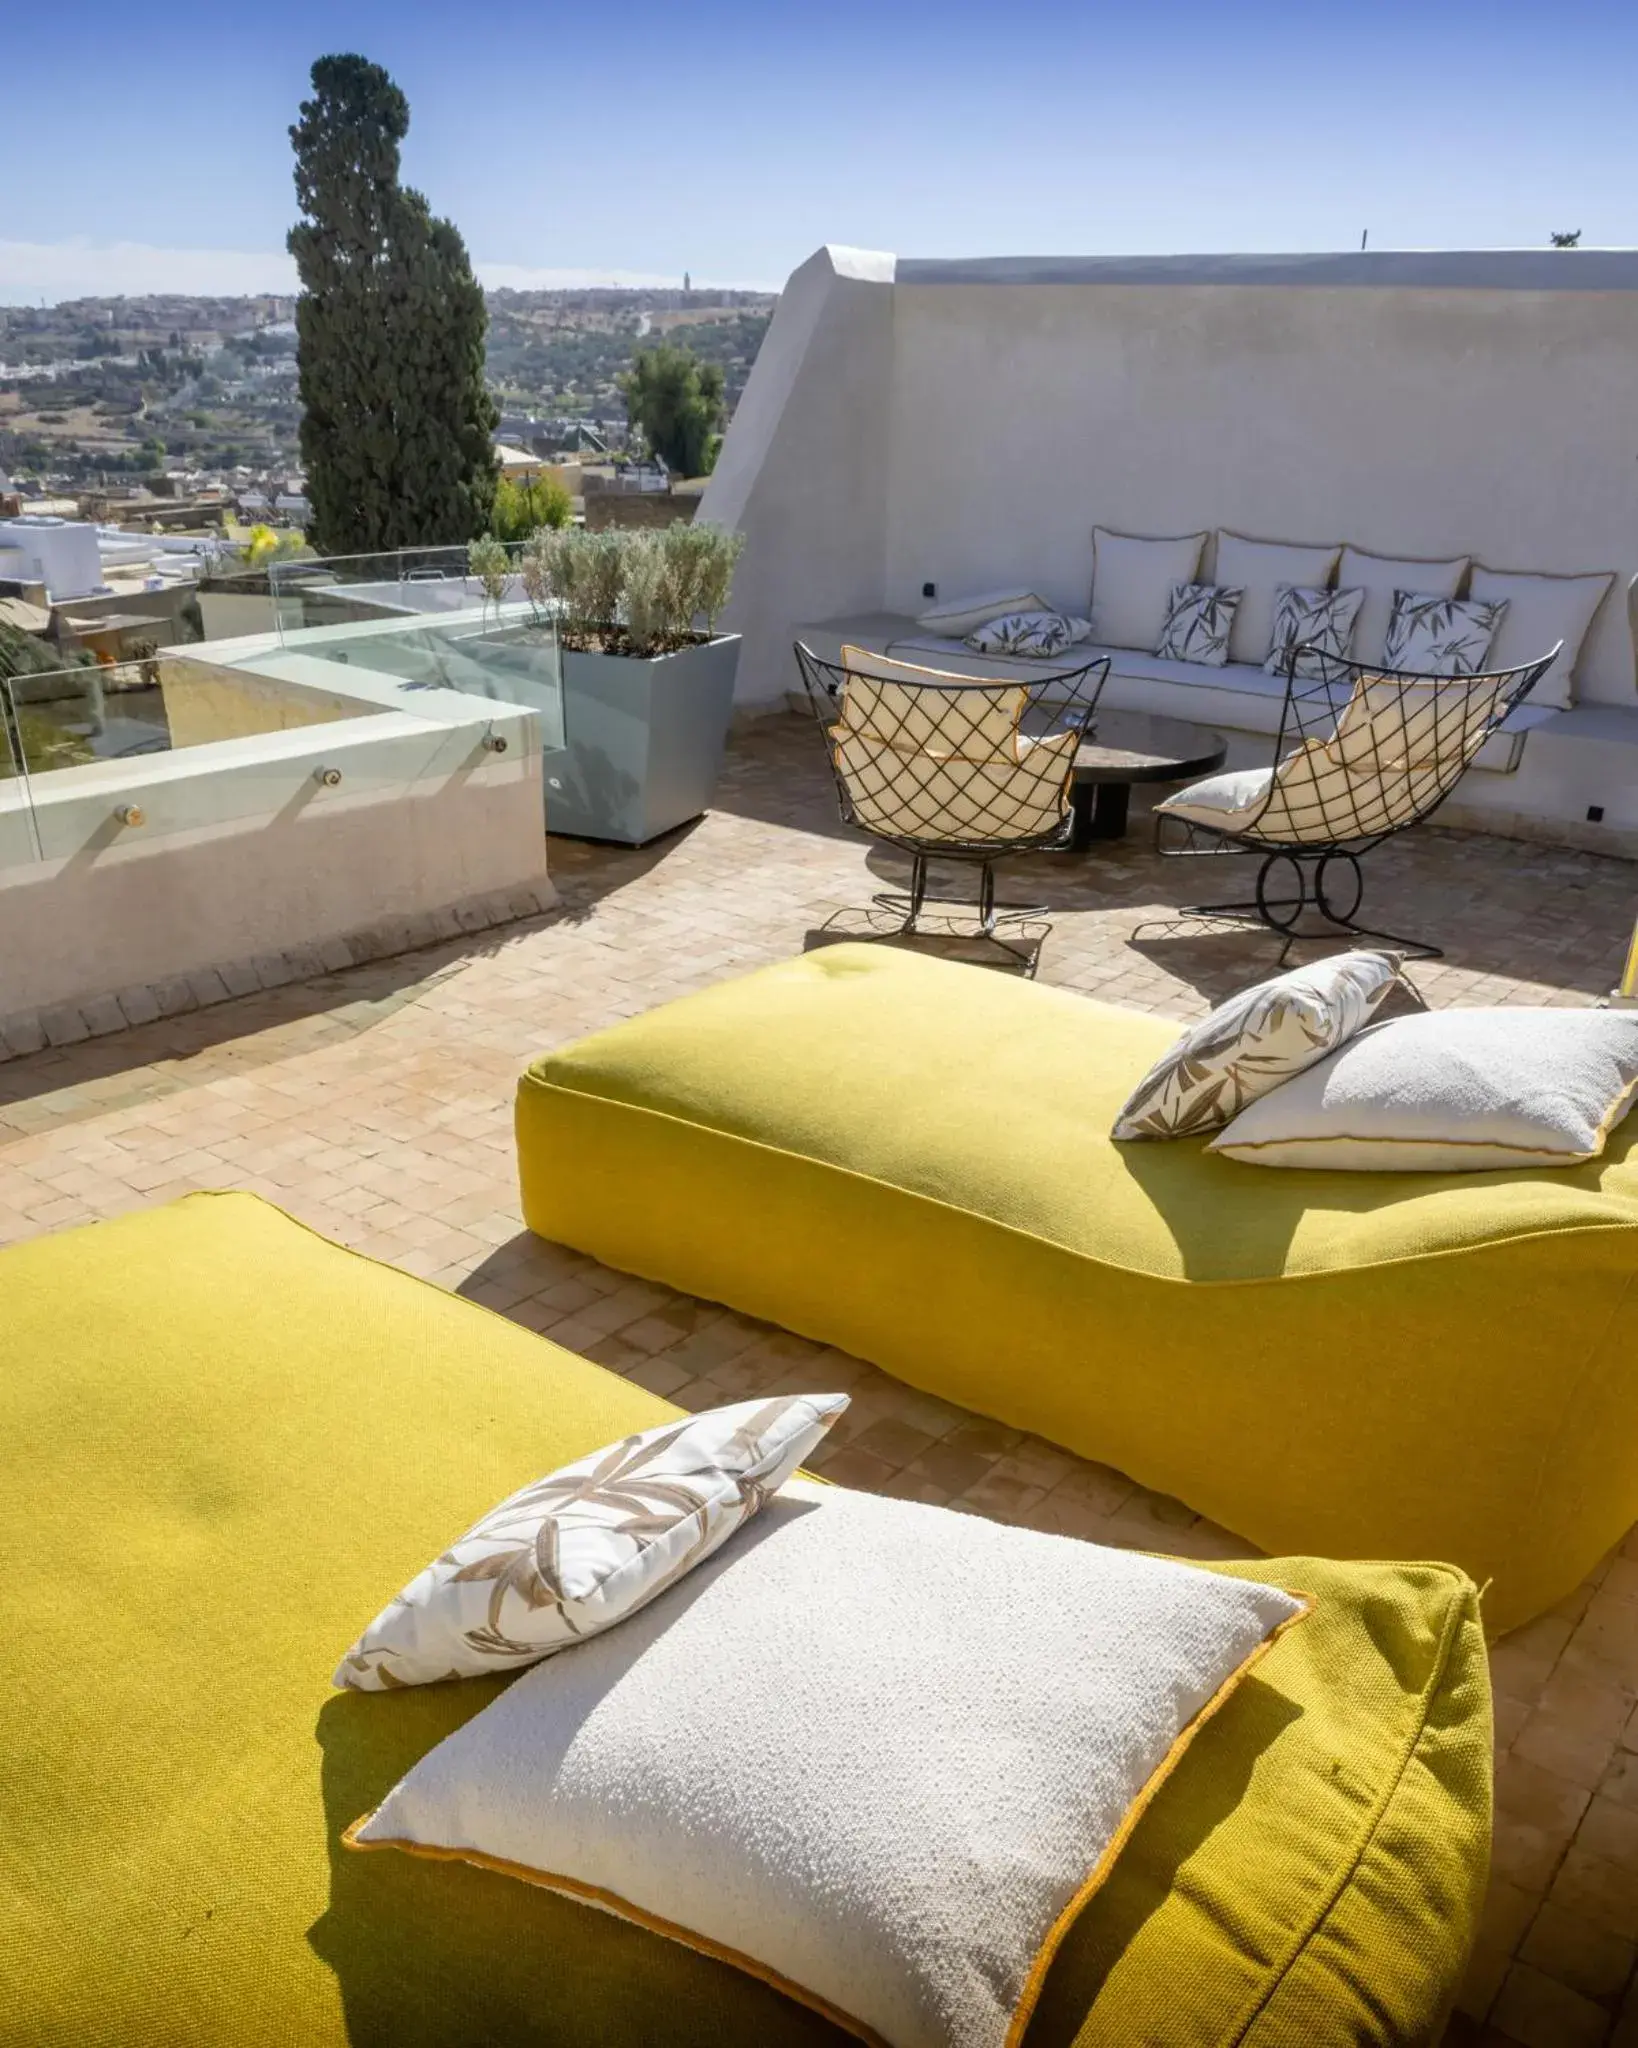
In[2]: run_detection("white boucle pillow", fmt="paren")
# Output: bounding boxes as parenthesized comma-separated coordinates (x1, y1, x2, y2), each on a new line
(333, 1394, 846, 1689)
(1211, 1008, 1638, 1171)
(348, 1481, 1304, 2048)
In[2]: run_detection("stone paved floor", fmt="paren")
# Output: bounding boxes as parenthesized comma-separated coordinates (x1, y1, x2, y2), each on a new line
(3, 713, 1638, 2044)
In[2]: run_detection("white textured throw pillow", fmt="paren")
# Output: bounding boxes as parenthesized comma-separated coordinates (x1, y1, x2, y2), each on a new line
(1211, 1009, 1638, 1171)
(1337, 547, 1469, 667)
(348, 1482, 1303, 2048)
(1468, 565, 1615, 711)
(1113, 950, 1403, 1140)
(1089, 527, 1207, 651)
(334, 1395, 846, 1689)
(1213, 532, 1342, 666)
(1154, 763, 1274, 831)
(916, 588, 1050, 637)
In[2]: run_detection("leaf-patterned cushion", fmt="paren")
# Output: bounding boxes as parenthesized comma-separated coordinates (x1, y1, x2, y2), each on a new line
(1154, 583, 1243, 667)
(1383, 592, 1509, 676)
(334, 1394, 846, 1689)
(1112, 950, 1403, 1141)
(963, 609, 1093, 658)
(1263, 584, 1366, 680)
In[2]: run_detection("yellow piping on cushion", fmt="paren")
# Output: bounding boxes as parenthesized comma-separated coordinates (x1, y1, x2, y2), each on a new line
(1220, 1565, 1481, 2044)
(1004, 1593, 1316, 2048)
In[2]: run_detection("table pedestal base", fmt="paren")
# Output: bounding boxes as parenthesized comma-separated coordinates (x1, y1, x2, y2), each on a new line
(1070, 781, 1131, 849)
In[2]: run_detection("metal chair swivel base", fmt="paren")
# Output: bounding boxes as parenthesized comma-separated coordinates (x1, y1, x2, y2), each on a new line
(871, 852, 1050, 974)
(1182, 848, 1442, 962)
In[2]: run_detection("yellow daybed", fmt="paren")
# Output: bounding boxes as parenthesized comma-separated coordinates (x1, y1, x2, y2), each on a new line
(517, 942, 1638, 1630)
(3, 1193, 1486, 2045)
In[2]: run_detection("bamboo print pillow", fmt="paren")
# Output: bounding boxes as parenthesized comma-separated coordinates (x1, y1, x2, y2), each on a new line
(1112, 950, 1404, 1140)
(1155, 583, 1243, 667)
(964, 609, 1094, 658)
(1383, 593, 1508, 677)
(334, 1394, 847, 1689)
(1264, 584, 1365, 679)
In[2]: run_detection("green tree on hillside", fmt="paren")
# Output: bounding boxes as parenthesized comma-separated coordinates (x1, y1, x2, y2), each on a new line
(617, 344, 726, 477)
(287, 54, 497, 554)
(490, 471, 574, 542)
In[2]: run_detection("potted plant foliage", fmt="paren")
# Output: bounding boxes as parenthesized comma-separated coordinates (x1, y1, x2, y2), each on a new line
(500, 520, 744, 845)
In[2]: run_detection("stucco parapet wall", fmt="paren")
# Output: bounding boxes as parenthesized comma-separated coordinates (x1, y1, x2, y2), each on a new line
(0, 878, 560, 1062)
(892, 250, 1638, 291)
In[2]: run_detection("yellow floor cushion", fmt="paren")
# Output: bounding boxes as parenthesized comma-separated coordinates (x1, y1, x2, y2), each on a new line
(2, 1193, 1488, 2046)
(517, 943, 1638, 1630)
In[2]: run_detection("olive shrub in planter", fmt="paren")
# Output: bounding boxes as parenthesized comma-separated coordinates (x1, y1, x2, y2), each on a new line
(497, 521, 744, 845)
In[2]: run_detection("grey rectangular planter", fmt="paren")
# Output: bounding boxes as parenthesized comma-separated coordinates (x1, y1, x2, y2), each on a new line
(540, 634, 741, 845)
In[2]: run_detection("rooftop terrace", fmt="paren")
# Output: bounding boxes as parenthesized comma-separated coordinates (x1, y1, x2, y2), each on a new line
(3, 716, 1638, 2043)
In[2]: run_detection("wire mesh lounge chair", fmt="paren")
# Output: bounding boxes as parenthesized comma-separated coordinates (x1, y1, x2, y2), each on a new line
(795, 641, 1110, 971)
(1152, 642, 1558, 960)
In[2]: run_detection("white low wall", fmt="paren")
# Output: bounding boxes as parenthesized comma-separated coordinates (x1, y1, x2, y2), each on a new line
(701, 247, 895, 713)
(706, 248, 1638, 708)
(890, 271, 1638, 704)
(0, 750, 545, 1020)
(0, 663, 550, 1025)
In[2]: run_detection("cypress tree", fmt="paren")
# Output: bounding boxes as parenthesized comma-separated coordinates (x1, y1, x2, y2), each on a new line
(617, 344, 727, 478)
(288, 55, 497, 556)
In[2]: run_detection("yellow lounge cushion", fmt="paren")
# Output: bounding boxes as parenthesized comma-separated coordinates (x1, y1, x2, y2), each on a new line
(516, 943, 1638, 1627)
(0, 1192, 1487, 2047)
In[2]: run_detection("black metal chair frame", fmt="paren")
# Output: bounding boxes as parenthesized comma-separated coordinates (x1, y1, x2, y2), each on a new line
(795, 642, 1110, 971)
(1154, 641, 1557, 961)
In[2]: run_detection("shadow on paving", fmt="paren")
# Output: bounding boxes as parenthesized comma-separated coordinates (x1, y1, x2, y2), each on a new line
(711, 716, 1636, 1002)
(0, 934, 531, 1129)
(544, 819, 705, 921)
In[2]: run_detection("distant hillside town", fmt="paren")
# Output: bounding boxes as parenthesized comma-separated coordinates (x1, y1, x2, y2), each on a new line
(0, 285, 775, 517)
(0, 282, 774, 686)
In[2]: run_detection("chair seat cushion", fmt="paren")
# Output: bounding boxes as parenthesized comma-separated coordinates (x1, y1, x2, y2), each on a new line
(1, 1191, 1490, 2048)
(516, 944, 1638, 1628)
(1155, 763, 1273, 827)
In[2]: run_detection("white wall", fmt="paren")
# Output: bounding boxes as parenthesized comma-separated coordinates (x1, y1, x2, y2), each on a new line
(886, 274, 1638, 705)
(699, 246, 895, 709)
(0, 728, 546, 1017)
(708, 249, 1638, 710)
(0, 516, 103, 601)
(0, 626, 554, 1022)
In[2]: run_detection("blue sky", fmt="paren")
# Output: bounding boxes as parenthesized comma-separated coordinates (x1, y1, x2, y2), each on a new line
(2, 0, 1633, 302)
